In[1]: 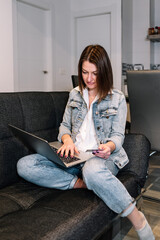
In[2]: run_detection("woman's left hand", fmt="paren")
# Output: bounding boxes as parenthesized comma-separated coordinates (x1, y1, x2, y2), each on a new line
(93, 141, 116, 159)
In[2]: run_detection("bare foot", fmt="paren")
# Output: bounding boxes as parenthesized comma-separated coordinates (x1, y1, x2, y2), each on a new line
(73, 178, 87, 189)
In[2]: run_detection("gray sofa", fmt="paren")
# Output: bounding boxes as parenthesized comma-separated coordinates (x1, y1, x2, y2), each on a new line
(0, 91, 150, 240)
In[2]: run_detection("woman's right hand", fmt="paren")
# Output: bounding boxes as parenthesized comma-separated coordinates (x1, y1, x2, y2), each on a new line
(57, 134, 79, 158)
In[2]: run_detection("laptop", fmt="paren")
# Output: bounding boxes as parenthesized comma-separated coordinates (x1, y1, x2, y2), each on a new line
(9, 124, 93, 168)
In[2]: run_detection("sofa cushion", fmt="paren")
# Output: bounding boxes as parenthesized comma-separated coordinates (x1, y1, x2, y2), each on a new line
(0, 189, 116, 240)
(18, 92, 57, 133)
(0, 195, 21, 218)
(0, 138, 28, 189)
(0, 94, 24, 140)
(0, 181, 54, 211)
(0, 92, 69, 189)
(0, 170, 142, 239)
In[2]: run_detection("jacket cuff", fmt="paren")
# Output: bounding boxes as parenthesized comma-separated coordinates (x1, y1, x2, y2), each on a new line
(106, 136, 124, 153)
(58, 127, 71, 142)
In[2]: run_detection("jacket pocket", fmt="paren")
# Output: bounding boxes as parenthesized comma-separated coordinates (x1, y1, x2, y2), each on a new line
(100, 108, 118, 118)
(98, 108, 117, 134)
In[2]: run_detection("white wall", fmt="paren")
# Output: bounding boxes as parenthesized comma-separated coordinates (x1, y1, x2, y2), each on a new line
(122, 0, 133, 64)
(122, 0, 150, 69)
(150, 0, 160, 65)
(0, 0, 14, 92)
(132, 0, 150, 69)
(51, 0, 72, 91)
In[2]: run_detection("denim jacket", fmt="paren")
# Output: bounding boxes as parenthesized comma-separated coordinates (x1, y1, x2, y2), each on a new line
(58, 87, 129, 169)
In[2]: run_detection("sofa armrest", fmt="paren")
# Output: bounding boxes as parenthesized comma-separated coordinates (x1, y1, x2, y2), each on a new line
(121, 133, 150, 188)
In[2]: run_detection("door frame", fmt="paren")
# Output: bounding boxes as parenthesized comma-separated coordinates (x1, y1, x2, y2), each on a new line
(12, 0, 55, 91)
(71, 3, 122, 90)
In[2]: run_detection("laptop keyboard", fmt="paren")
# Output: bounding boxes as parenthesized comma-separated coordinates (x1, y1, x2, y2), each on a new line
(51, 146, 80, 164)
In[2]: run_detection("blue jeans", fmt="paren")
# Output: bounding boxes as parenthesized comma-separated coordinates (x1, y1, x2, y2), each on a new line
(17, 154, 135, 215)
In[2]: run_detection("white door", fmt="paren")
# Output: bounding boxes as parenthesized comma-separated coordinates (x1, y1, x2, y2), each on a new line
(76, 14, 111, 65)
(16, 0, 53, 91)
(72, 4, 122, 90)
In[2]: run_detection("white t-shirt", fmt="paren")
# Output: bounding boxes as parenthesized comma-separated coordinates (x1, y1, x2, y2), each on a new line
(75, 88, 98, 152)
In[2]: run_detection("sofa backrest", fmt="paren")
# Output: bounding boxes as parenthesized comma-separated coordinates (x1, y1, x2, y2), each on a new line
(0, 92, 69, 189)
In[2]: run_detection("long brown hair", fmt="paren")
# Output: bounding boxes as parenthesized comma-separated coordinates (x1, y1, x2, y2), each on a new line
(78, 45, 113, 101)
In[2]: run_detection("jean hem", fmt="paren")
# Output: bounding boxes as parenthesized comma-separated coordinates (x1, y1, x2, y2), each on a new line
(69, 176, 78, 189)
(121, 201, 136, 217)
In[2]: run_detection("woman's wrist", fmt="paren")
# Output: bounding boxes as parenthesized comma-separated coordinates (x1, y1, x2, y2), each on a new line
(106, 141, 116, 153)
(62, 134, 73, 144)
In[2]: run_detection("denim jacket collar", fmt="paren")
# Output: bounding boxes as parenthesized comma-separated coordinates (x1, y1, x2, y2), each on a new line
(74, 86, 114, 102)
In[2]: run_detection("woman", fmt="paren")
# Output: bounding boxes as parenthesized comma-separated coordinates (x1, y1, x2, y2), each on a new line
(17, 45, 154, 240)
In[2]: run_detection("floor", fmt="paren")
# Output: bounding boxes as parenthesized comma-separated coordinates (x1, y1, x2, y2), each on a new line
(113, 152, 160, 240)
